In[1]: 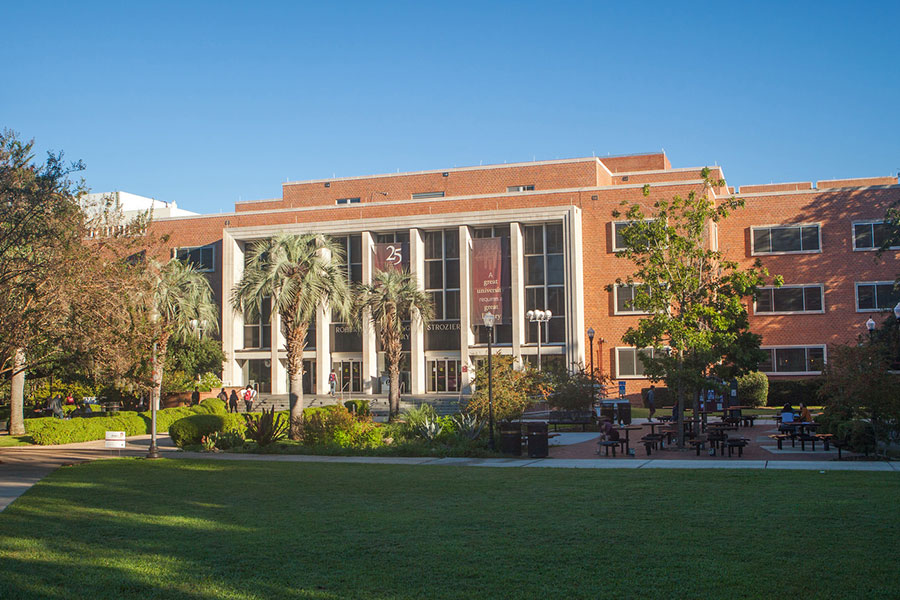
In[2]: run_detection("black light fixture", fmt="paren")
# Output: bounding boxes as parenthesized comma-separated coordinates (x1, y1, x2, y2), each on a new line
(483, 311, 496, 451)
(587, 328, 596, 404)
(442, 172, 449, 177)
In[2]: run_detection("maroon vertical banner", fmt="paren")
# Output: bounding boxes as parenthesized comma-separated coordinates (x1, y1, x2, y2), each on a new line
(471, 237, 504, 322)
(373, 242, 409, 272)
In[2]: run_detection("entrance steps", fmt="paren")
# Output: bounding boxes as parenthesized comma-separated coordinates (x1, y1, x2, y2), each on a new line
(247, 394, 462, 417)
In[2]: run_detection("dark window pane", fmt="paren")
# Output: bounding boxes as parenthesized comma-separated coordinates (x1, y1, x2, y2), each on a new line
(262, 325, 271, 349)
(526, 256, 544, 285)
(758, 349, 774, 372)
(547, 286, 565, 316)
(397, 232, 410, 244)
(424, 231, 442, 260)
(349, 235, 362, 263)
(772, 227, 801, 252)
(807, 347, 825, 371)
(546, 223, 564, 253)
(876, 283, 900, 309)
(261, 300, 271, 322)
(546, 254, 564, 285)
(444, 230, 459, 258)
(804, 287, 822, 311)
(773, 287, 804, 312)
(244, 326, 259, 348)
(775, 348, 806, 372)
(376, 233, 394, 244)
(350, 264, 362, 283)
(635, 349, 650, 376)
(756, 289, 774, 313)
(614, 223, 627, 250)
(801, 226, 820, 251)
(525, 287, 542, 311)
(547, 317, 565, 343)
(855, 224, 874, 249)
(444, 290, 460, 319)
(857, 284, 876, 310)
(617, 286, 635, 313)
(617, 349, 635, 376)
(445, 259, 460, 289)
(524, 226, 542, 255)
(753, 229, 771, 253)
(430, 291, 443, 319)
(425, 261, 443, 290)
(473, 228, 492, 239)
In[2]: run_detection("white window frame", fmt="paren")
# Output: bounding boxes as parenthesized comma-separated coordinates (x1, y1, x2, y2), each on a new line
(507, 185, 535, 192)
(754, 284, 825, 315)
(412, 191, 445, 199)
(613, 283, 651, 315)
(852, 220, 900, 251)
(615, 346, 665, 379)
(759, 345, 827, 375)
(336, 197, 360, 205)
(611, 219, 656, 252)
(750, 224, 822, 256)
(854, 281, 900, 312)
(175, 245, 215, 272)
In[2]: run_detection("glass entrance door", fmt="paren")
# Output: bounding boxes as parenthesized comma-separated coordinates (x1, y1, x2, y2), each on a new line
(427, 359, 460, 393)
(334, 360, 362, 393)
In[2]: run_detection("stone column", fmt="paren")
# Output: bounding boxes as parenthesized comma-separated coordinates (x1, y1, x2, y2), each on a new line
(316, 304, 332, 396)
(361, 231, 378, 394)
(221, 231, 243, 386)
(271, 297, 286, 394)
(459, 225, 474, 393)
(565, 208, 586, 371)
(509, 222, 525, 364)
(409, 228, 426, 395)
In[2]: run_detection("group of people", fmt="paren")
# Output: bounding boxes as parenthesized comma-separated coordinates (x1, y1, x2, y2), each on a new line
(215, 386, 258, 413)
(780, 402, 813, 424)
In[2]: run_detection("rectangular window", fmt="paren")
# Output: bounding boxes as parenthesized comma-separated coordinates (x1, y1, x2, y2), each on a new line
(614, 284, 651, 315)
(751, 225, 820, 254)
(243, 299, 272, 349)
(855, 282, 900, 311)
(412, 191, 445, 199)
(175, 245, 214, 272)
(507, 185, 535, 192)
(615, 347, 663, 378)
(755, 285, 824, 314)
(612, 220, 655, 252)
(336, 197, 361, 205)
(524, 223, 566, 345)
(424, 229, 461, 350)
(853, 221, 900, 250)
(759, 346, 826, 374)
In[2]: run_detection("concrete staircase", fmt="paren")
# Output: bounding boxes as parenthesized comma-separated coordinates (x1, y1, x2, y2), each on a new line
(247, 394, 461, 419)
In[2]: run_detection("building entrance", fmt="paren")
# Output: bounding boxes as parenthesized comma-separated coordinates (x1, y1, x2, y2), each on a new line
(334, 360, 362, 393)
(427, 359, 461, 393)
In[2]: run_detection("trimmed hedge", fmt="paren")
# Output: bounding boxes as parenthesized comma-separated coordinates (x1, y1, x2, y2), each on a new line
(197, 398, 227, 415)
(24, 405, 212, 445)
(766, 378, 824, 407)
(168, 413, 245, 447)
(737, 372, 768, 408)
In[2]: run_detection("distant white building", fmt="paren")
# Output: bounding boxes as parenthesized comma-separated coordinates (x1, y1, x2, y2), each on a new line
(81, 191, 198, 223)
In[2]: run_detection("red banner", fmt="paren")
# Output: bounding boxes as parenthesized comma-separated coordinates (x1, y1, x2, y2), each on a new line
(471, 237, 504, 322)
(373, 242, 408, 272)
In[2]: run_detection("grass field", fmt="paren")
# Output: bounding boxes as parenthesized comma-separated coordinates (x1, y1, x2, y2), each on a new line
(0, 434, 33, 447)
(1, 460, 897, 599)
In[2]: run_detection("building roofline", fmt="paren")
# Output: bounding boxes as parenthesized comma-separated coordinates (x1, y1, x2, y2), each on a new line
(736, 184, 900, 199)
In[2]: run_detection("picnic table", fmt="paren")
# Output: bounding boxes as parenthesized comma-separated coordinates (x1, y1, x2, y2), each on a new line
(614, 425, 643, 455)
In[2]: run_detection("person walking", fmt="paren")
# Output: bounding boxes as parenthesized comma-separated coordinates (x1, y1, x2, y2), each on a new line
(243, 385, 254, 412)
(646, 385, 656, 421)
(217, 387, 228, 404)
(328, 370, 337, 396)
(228, 389, 240, 413)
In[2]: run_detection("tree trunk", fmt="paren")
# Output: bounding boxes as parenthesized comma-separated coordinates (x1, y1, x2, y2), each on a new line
(151, 337, 169, 411)
(9, 348, 26, 436)
(385, 313, 402, 421)
(389, 360, 401, 420)
(285, 318, 308, 440)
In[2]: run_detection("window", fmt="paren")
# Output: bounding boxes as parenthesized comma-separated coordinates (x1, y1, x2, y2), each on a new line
(614, 284, 651, 315)
(616, 347, 664, 378)
(524, 223, 566, 344)
(755, 285, 824, 314)
(855, 282, 900, 312)
(412, 191, 444, 199)
(243, 299, 271, 349)
(175, 245, 214, 271)
(336, 197, 360, 205)
(751, 225, 820, 254)
(612, 220, 654, 252)
(853, 221, 900, 250)
(424, 229, 460, 350)
(507, 185, 535, 192)
(758, 346, 826, 374)
(473, 226, 512, 345)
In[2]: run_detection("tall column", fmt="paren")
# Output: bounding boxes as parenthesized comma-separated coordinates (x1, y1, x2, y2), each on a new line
(221, 231, 243, 386)
(361, 231, 378, 394)
(271, 297, 286, 394)
(316, 304, 332, 396)
(459, 225, 474, 393)
(409, 228, 426, 395)
(565, 208, 586, 372)
(509, 222, 525, 364)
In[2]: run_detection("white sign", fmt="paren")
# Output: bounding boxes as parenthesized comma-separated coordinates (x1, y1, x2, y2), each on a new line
(105, 430, 126, 449)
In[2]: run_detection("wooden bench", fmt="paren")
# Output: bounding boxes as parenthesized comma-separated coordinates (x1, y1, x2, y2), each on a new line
(640, 434, 663, 456)
(814, 433, 834, 451)
(726, 438, 748, 457)
(596, 440, 621, 457)
(768, 434, 791, 450)
(740, 414, 757, 427)
(688, 435, 709, 456)
(549, 410, 593, 431)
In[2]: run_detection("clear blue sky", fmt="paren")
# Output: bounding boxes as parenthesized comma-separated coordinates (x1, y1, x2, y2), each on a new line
(4, 1, 899, 214)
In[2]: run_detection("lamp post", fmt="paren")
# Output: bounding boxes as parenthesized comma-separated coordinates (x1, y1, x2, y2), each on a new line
(866, 317, 876, 342)
(526, 309, 552, 370)
(587, 328, 595, 404)
(147, 339, 160, 459)
(483, 311, 496, 451)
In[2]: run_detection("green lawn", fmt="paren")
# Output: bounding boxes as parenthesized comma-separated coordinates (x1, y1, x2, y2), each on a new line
(1, 460, 897, 599)
(0, 434, 33, 447)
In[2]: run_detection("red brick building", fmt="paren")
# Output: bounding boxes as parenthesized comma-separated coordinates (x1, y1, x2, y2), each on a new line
(149, 152, 900, 401)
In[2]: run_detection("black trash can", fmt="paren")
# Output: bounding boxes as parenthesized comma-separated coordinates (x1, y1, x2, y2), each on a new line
(615, 400, 632, 425)
(499, 427, 522, 456)
(600, 400, 617, 423)
(526, 422, 549, 458)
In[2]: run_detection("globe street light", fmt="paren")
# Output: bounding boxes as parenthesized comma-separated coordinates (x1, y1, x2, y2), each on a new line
(526, 309, 552, 370)
(587, 327, 595, 404)
(483, 311, 496, 451)
(866, 316, 876, 342)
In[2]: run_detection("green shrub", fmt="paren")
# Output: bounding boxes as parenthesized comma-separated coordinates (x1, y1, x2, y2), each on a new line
(27, 414, 146, 445)
(245, 407, 288, 446)
(344, 399, 370, 417)
(302, 404, 383, 448)
(168, 413, 245, 448)
(737, 372, 769, 408)
(766, 378, 824, 407)
(198, 398, 226, 414)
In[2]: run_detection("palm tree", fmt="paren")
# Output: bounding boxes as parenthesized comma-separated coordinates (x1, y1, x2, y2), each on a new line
(355, 269, 433, 420)
(148, 259, 219, 410)
(232, 233, 351, 438)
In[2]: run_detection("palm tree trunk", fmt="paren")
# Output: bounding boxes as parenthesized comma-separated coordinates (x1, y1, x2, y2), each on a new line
(285, 319, 308, 440)
(389, 360, 401, 420)
(9, 348, 26, 436)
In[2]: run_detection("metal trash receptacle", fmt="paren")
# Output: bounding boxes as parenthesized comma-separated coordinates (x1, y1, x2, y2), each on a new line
(615, 400, 632, 425)
(526, 422, 549, 458)
(600, 400, 617, 423)
(499, 427, 522, 455)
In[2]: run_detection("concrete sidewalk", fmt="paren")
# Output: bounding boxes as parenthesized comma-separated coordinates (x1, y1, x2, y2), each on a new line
(2, 435, 897, 512)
